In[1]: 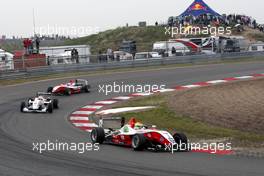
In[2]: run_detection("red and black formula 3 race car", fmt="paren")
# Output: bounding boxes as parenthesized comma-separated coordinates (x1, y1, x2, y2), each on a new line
(91, 117, 188, 152)
(47, 79, 91, 96)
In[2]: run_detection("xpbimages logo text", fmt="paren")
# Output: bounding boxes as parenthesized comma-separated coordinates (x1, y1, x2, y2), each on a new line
(165, 24, 232, 37)
(98, 82, 166, 95)
(35, 24, 100, 37)
(165, 141, 232, 154)
(32, 140, 100, 154)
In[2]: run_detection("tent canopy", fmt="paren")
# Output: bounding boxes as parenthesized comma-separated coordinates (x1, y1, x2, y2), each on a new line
(179, 0, 221, 17)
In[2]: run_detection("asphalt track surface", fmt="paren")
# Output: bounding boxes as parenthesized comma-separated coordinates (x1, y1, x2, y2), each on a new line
(1, 62, 264, 176)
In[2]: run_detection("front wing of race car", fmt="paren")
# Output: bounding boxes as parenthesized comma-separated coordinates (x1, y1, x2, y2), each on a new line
(21, 107, 48, 113)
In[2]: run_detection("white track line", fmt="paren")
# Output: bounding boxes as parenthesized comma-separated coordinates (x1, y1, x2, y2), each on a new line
(72, 111, 94, 115)
(132, 93, 154, 96)
(155, 89, 175, 93)
(95, 100, 117, 105)
(207, 80, 227, 84)
(112, 96, 132, 100)
(73, 123, 98, 127)
(235, 76, 254, 79)
(82, 105, 103, 109)
(96, 106, 156, 115)
(182, 85, 201, 88)
(70, 117, 89, 121)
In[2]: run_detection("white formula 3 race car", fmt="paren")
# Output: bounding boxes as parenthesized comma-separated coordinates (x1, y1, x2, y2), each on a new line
(20, 92, 59, 113)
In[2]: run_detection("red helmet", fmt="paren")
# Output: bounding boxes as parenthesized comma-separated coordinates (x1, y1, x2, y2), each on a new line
(128, 117, 136, 128)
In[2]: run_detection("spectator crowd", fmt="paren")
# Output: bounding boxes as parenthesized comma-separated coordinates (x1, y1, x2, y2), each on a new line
(168, 14, 263, 33)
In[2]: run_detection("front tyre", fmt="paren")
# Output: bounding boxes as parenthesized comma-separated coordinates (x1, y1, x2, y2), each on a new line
(173, 133, 188, 151)
(53, 99, 59, 109)
(65, 88, 71, 96)
(132, 134, 147, 151)
(82, 85, 90, 93)
(91, 128, 105, 144)
(20, 102, 26, 112)
(47, 103, 53, 113)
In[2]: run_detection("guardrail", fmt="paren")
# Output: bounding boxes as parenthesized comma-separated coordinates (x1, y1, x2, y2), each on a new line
(1, 51, 264, 80)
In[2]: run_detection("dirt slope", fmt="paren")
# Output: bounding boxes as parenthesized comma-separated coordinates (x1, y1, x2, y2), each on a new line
(168, 78, 264, 134)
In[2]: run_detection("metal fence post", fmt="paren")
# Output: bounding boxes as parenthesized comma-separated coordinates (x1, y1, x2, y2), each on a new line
(22, 55, 25, 70)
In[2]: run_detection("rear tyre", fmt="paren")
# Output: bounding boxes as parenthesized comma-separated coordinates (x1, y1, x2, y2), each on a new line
(132, 134, 147, 151)
(47, 103, 53, 113)
(20, 102, 26, 112)
(64, 88, 71, 96)
(91, 128, 105, 144)
(82, 85, 90, 93)
(53, 99, 59, 109)
(47, 87, 53, 93)
(173, 133, 188, 151)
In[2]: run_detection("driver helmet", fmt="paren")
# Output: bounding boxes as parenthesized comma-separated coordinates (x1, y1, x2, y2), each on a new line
(38, 96, 44, 100)
(134, 122, 144, 130)
(69, 80, 75, 85)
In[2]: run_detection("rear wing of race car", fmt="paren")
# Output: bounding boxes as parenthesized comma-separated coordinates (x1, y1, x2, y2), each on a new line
(75, 79, 89, 85)
(98, 117, 125, 128)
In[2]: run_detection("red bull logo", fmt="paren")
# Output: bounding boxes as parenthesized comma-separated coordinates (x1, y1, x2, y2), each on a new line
(190, 3, 206, 11)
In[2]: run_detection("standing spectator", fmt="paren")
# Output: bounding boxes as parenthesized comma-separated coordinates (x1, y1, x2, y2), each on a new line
(35, 36, 40, 54)
(253, 20, 257, 29)
(116, 53, 120, 62)
(75, 49, 79, 63)
(71, 48, 79, 63)
(171, 47, 176, 55)
(23, 39, 28, 55)
(71, 49, 75, 62)
(98, 50, 102, 63)
(23, 38, 30, 55)
(28, 39, 33, 54)
(106, 48, 113, 61)
(47, 56, 50, 65)
(260, 25, 264, 32)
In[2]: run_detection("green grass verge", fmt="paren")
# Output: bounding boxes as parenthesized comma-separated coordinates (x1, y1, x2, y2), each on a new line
(114, 94, 264, 146)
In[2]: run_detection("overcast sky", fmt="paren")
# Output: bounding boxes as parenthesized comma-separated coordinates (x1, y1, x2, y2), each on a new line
(1, 0, 263, 37)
